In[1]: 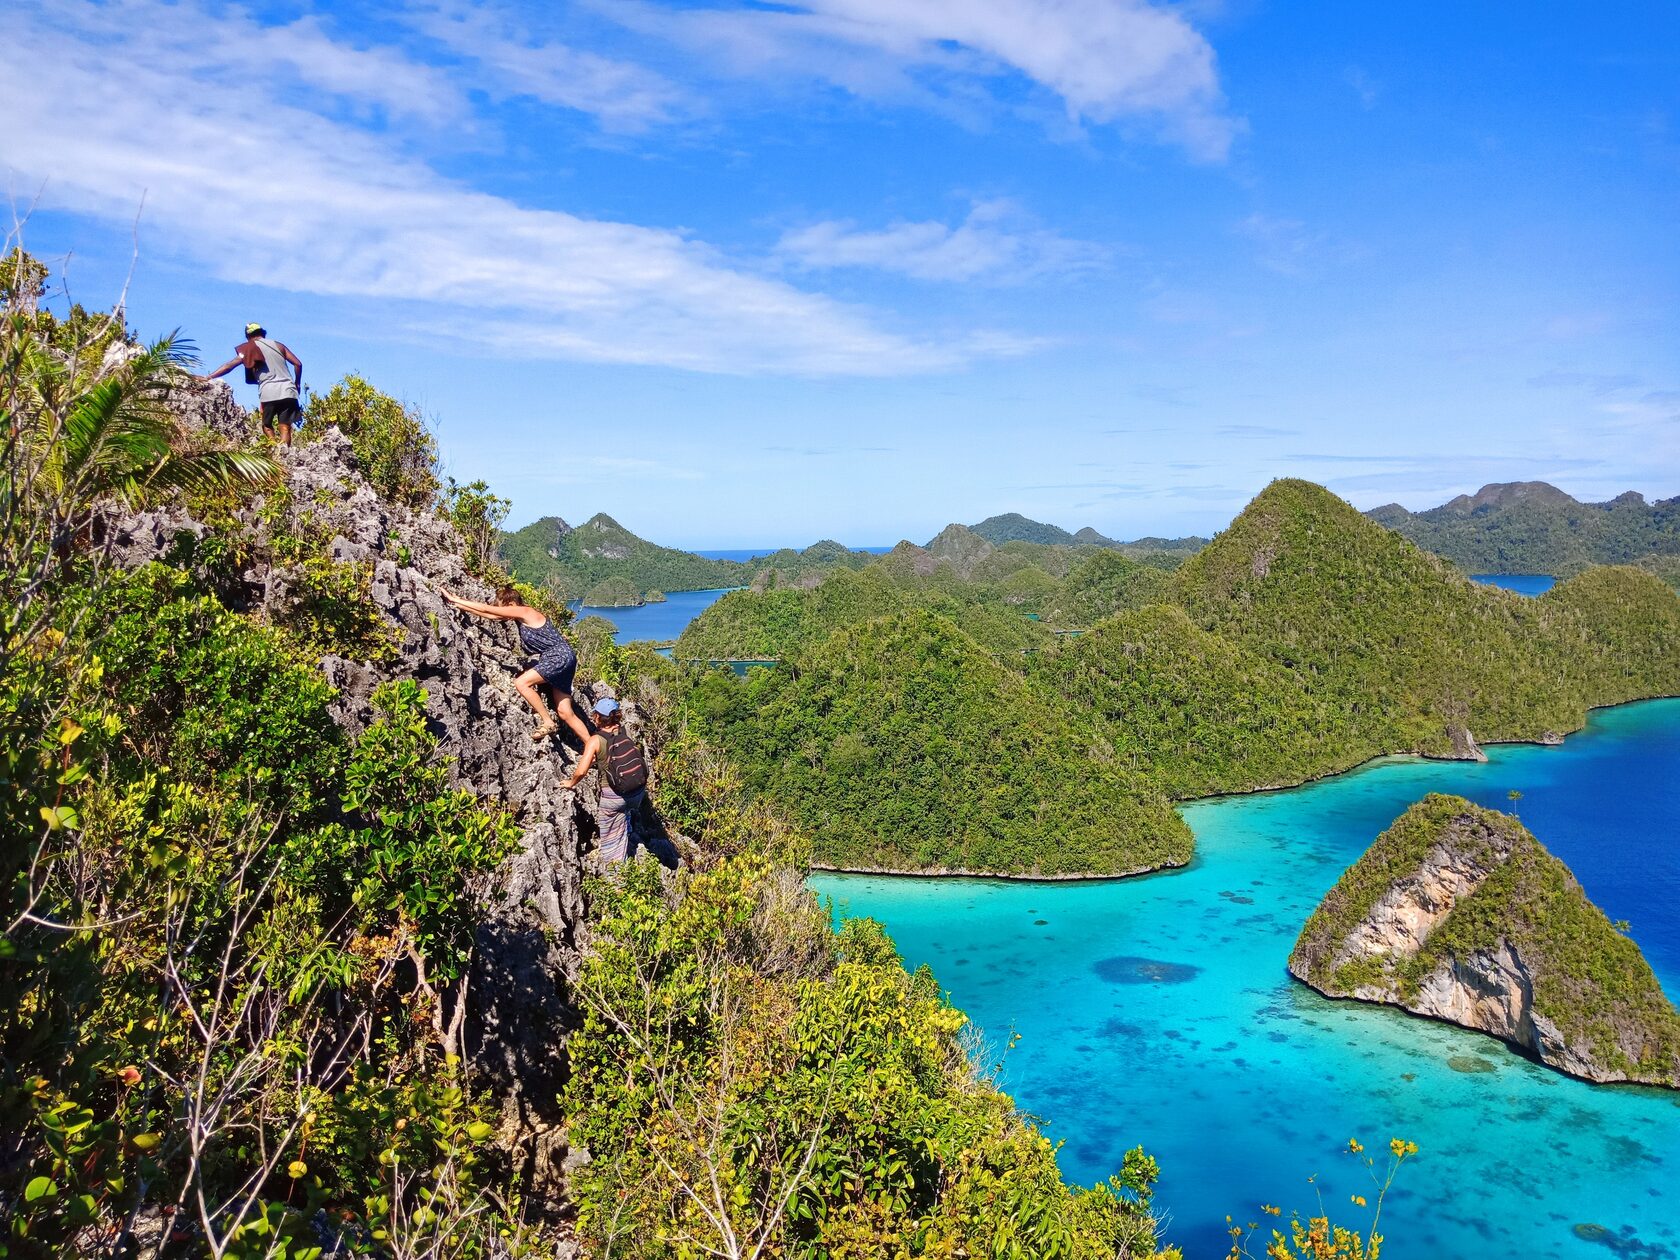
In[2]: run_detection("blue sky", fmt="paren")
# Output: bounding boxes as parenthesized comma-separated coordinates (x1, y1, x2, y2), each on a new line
(3, 1, 1676, 547)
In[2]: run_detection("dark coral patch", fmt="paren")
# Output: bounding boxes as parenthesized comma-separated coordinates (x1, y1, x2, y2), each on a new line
(1092, 955, 1201, 985)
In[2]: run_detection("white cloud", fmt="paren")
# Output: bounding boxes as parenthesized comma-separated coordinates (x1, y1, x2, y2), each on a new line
(406, 2, 690, 132)
(774, 200, 1109, 282)
(1343, 66, 1380, 110)
(48, 0, 469, 126)
(601, 0, 1242, 159)
(0, 0, 987, 376)
(1234, 212, 1320, 276)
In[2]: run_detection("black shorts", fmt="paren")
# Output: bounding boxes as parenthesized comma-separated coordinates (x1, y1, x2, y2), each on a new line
(261, 397, 302, 427)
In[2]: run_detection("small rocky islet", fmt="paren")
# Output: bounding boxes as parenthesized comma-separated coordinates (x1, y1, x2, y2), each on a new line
(1290, 793, 1680, 1088)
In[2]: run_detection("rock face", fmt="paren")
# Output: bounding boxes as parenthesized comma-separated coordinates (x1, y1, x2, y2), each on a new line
(1291, 794, 1680, 1087)
(112, 382, 624, 1205)
(1441, 722, 1487, 762)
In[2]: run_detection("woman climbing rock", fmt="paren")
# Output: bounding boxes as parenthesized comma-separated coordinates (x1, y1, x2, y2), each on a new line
(442, 586, 590, 744)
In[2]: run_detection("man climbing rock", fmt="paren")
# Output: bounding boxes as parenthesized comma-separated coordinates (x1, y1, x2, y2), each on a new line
(566, 697, 650, 863)
(202, 322, 304, 447)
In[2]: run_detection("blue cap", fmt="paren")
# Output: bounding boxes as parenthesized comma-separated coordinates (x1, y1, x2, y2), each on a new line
(592, 697, 620, 717)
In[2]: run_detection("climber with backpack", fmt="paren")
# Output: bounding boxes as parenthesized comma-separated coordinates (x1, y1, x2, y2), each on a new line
(566, 697, 650, 863)
(201, 323, 305, 447)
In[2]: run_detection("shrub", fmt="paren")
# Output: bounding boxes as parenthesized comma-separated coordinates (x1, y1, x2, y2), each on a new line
(306, 374, 439, 509)
(444, 476, 510, 578)
(566, 854, 1168, 1259)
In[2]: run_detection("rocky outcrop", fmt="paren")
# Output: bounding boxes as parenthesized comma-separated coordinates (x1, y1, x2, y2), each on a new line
(924, 523, 994, 578)
(111, 382, 629, 1204)
(1441, 722, 1487, 762)
(1291, 794, 1680, 1087)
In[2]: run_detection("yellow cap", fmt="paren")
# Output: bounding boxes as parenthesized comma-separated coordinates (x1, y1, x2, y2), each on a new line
(245, 322, 263, 335)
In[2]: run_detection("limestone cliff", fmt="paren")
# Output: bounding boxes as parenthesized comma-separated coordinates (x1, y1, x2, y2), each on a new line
(1290, 794, 1680, 1087)
(104, 381, 637, 1207)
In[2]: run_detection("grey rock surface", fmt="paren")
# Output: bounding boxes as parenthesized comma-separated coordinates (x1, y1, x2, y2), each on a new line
(113, 382, 610, 1207)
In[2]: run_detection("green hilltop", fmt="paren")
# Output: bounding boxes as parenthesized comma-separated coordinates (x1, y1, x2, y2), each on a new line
(968, 511, 1079, 547)
(1367, 480, 1680, 579)
(678, 478, 1680, 876)
(499, 511, 743, 601)
(965, 511, 1207, 559)
(687, 608, 1190, 877)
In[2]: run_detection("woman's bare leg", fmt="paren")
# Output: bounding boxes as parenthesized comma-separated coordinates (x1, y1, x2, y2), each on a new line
(514, 670, 555, 727)
(552, 691, 591, 745)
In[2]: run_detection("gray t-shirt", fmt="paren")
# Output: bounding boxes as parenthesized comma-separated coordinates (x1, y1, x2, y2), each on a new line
(252, 337, 298, 404)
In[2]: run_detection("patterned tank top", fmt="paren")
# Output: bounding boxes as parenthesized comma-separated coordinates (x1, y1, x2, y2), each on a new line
(517, 617, 565, 655)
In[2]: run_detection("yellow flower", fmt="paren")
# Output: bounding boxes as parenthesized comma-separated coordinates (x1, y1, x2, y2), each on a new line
(1347, 1139, 1364, 1154)
(1350, 1195, 1367, 1207)
(1389, 1138, 1418, 1160)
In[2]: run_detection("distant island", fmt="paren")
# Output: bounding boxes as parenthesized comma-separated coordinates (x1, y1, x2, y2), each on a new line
(498, 513, 886, 604)
(499, 513, 743, 604)
(498, 506, 1208, 607)
(1291, 794, 1680, 1088)
(968, 511, 1207, 558)
(1368, 481, 1680, 580)
(676, 479, 1680, 877)
(579, 576, 652, 608)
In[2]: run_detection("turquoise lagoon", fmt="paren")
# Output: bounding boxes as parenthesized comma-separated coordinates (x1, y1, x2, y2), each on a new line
(812, 700, 1680, 1259)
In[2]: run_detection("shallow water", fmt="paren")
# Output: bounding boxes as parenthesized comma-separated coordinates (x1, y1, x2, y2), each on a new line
(1471, 573, 1557, 595)
(812, 700, 1680, 1259)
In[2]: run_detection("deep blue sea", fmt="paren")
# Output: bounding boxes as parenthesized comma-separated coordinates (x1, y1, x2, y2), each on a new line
(812, 701, 1680, 1260)
(1471, 573, 1557, 595)
(569, 588, 734, 642)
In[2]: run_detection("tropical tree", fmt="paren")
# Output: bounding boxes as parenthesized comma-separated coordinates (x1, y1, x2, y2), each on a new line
(1, 291, 278, 562)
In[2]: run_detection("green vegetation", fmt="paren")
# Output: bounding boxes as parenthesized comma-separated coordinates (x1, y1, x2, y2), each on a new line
(443, 475, 511, 578)
(306, 373, 440, 509)
(969, 511, 1079, 546)
(566, 854, 1172, 1257)
(1368, 480, 1680, 576)
(1, 253, 1182, 1257)
(746, 538, 878, 586)
(5, 560, 524, 1254)
(1635, 552, 1680, 591)
(500, 511, 742, 600)
(687, 609, 1189, 875)
(678, 478, 1680, 875)
(1031, 605, 1348, 798)
(1039, 550, 1174, 626)
(580, 574, 647, 607)
(681, 565, 1057, 663)
(1171, 480, 1680, 759)
(1292, 795, 1680, 1083)
(962, 513, 1205, 563)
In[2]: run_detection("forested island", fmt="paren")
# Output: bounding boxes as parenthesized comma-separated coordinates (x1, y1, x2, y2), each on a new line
(500, 482, 1680, 617)
(1368, 480, 1680, 579)
(1292, 795, 1680, 1087)
(678, 480, 1680, 877)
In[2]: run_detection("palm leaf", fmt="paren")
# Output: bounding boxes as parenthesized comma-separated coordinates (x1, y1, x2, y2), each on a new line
(142, 448, 282, 500)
